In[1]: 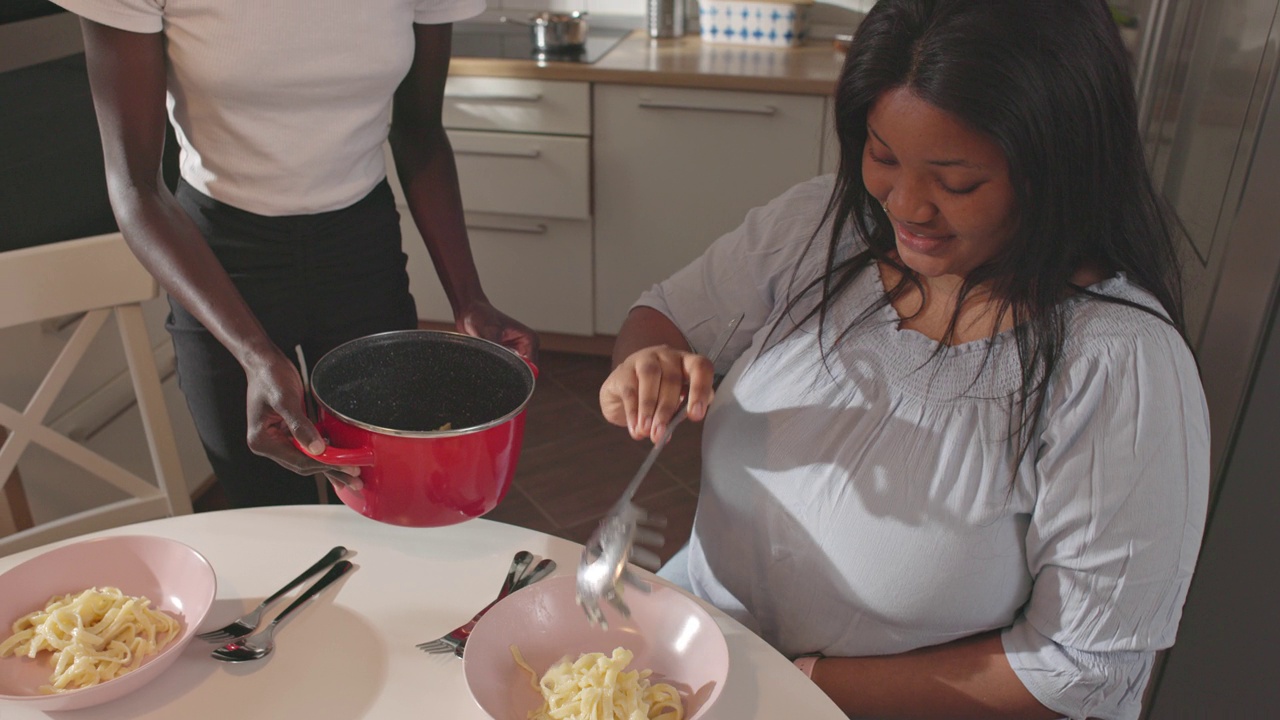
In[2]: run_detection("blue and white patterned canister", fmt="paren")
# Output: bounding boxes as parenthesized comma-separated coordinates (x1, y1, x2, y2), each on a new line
(699, 0, 809, 47)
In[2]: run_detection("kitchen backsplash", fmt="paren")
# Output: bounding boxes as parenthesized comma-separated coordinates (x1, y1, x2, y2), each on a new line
(498, 0, 874, 12)
(488, 0, 870, 38)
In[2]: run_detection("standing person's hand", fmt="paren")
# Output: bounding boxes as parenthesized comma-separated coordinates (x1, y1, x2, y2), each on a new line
(600, 345, 717, 444)
(243, 350, 363, 491)
(456, 299, 540, 363)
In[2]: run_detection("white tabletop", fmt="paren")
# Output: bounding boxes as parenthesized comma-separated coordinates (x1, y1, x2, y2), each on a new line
(0, 506, 846, 719)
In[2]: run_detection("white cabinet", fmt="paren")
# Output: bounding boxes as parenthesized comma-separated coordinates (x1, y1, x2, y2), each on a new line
(390, 77, 595, 336)
(592, 84, 829, 334)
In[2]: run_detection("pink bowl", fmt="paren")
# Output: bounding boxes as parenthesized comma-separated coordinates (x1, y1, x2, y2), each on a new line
(464, 574, 729, 719)
(0, 535, 216, 711)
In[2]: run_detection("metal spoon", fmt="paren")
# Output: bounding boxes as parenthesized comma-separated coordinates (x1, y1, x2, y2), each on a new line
(211, 560, 354, 663)
(577, 312, 744, 627)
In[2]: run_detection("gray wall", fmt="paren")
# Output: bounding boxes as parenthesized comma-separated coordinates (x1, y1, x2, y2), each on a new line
(0, 11, 81, 74)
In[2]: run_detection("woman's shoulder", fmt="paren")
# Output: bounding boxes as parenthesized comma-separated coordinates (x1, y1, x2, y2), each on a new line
(718, 174, 846, 271)
(747, 174, 841, 236)
(1054, 273, 1201, 391)
(1065, 274, 1186, 345)
(783, 173, 839, 204)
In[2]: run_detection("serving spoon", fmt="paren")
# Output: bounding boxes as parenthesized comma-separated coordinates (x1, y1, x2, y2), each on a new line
(576, 313, 743, 627)
(211, 560, 354, 663)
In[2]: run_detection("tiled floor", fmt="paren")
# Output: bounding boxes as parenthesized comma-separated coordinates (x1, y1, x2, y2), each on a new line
(193, 351, 702, 566)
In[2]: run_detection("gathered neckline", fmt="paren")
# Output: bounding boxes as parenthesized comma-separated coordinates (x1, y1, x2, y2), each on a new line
(866, 264, 1134, 356)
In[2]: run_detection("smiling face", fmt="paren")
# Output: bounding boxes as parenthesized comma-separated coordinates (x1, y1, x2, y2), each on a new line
(862, 87, 1019, 285)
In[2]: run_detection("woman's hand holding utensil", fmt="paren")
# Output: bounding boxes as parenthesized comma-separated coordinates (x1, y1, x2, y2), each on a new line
(578, 313, 744, 628)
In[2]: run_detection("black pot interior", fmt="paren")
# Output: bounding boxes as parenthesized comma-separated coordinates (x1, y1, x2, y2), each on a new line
(311, 331, 534, 433)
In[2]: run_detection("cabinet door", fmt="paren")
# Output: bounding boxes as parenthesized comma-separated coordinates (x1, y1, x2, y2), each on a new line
(400, 210, 594, 336)
(593, 84, 827, 334)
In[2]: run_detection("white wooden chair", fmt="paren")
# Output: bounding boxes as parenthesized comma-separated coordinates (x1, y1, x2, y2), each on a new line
(0, 232, 191, 557)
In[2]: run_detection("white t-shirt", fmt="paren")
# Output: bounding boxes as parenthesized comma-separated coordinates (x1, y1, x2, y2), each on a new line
(51, 0, 485, 215)
(637, 175, 1210, 720)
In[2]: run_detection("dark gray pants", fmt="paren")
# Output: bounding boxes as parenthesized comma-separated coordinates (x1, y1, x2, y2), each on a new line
(167, 179, 418, 507)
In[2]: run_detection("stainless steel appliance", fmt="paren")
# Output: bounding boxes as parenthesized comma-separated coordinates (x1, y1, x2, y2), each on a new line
(451, 20, 630, 64)
(1124, 0, 1280, 715)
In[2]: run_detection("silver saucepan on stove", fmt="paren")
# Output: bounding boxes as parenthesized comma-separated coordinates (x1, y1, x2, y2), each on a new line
(501, 11, 590, 53)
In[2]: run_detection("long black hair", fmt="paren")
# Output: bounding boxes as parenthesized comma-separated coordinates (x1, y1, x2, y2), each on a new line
(779, 0, 1186, 463)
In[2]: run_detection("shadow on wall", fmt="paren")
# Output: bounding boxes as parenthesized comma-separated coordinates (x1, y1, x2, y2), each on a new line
(0, 52, 181, 254)
(0, 0, 64, 25)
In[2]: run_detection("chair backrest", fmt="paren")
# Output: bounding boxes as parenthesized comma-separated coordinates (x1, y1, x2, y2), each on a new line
(0, 233, 156, 330)
(0, 233, 191, 557)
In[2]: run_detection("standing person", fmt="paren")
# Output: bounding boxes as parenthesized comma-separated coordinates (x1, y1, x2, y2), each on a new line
(49, 0, 538, 507)
(598, 1, 1209, 718)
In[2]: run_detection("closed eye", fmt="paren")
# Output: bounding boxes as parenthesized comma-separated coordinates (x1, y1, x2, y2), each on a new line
(868, 149, 897, 166)
(941, 182, 981, 195)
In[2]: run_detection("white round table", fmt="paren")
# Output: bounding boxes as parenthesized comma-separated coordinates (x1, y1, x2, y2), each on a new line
(0, 505, 846, 719)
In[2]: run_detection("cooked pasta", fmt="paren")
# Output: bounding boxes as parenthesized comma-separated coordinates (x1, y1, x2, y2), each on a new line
(0, 586, 180, 693)
(512, 645, 684, 720)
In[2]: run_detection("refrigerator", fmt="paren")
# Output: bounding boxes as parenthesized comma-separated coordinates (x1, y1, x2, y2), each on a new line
(1125, 0, 1280, 715)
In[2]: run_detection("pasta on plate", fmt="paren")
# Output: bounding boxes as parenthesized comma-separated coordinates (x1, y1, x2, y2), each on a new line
(512, 645, 684, 720)
(0, 586, 180, 693)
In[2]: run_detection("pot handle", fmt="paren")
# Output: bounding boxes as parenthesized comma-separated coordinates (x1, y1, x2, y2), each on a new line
(292, 437, 376, 466)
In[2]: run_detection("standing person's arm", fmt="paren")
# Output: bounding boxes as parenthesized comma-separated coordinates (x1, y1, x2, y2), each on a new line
(389, 23, 537, 361)
(78, 20, 358, 487)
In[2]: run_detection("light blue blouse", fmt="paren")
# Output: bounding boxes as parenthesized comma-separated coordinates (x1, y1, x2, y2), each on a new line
(636, 175, 1210, 720)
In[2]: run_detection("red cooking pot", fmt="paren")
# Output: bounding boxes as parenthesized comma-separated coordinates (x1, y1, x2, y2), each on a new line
(296, 330, 536, 528)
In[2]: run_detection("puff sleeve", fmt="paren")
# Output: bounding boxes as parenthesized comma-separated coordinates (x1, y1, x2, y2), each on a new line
(634, 174, 837, 373)
(1003, 319, 1210, 720)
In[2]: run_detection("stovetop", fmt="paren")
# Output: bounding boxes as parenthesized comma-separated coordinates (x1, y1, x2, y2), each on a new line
(451, 22, 632, 64)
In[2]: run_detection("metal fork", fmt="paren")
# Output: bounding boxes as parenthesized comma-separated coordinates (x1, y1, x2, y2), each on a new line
(211, 560, 355, 663)
(577, 313, 743, 628)
(417, 554, 557, 657)
(196, 545, 348, 643)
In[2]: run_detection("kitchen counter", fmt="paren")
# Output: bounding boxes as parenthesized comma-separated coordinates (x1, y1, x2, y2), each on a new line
(449, 30, 845, 96)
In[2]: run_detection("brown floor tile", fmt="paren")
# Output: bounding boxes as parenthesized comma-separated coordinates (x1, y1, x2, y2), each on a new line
(537, 352, 614, 410)
(514, 422, 685, 530)
(559, 485, 699, 567)
(520, 381, 612, 453)
(483, 484, 559, 536)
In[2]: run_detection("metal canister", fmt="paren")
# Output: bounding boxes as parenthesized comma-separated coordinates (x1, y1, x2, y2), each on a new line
(647, 0, 685, 38)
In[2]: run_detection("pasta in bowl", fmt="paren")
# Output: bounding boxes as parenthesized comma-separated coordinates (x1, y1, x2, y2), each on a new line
(464, 574, 729, 720)
(0, 535, 216, 711)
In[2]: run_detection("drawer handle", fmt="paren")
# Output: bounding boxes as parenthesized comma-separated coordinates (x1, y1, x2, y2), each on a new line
(455, 147, 543, 159)
(467, 222, 549, 235)
(637, 100, 778, 116)
(445, 92, 544, 103)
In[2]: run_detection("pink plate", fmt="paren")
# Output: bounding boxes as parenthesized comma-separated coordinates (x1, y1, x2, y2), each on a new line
(0, 535, 216, 711)
(464, 574, 729, 719)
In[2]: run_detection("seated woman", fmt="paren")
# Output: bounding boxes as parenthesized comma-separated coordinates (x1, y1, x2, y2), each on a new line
(597, 1, 1210, 718)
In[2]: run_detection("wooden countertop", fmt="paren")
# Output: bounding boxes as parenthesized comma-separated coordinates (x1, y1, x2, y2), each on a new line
(449, 30, 845, 96)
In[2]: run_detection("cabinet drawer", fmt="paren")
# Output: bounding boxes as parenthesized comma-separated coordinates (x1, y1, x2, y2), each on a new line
(399, 211, 594, 336)
(593, 84, 827, 334)
(443, 78, 590, 136)
(449, 130, 590, 220)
